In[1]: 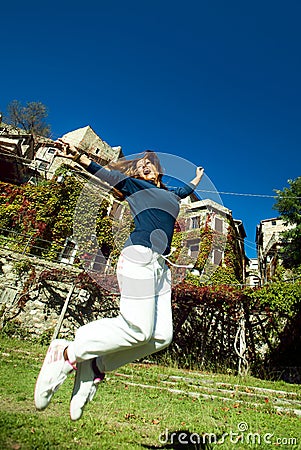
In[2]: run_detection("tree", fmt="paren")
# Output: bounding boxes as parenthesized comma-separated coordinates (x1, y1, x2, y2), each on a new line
(273, 177, 301, 269)
(6, 100, 51, 137)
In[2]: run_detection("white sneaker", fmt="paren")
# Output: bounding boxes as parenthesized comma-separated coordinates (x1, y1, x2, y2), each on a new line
(34, 339, 75, 410)
(70, 358, 105, 421)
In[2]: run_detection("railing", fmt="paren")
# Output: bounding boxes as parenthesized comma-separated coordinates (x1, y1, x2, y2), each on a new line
(0, 226, 114, 274)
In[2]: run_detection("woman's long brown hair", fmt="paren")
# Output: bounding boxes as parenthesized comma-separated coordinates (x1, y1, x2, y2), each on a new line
(107, 151, 167, 200)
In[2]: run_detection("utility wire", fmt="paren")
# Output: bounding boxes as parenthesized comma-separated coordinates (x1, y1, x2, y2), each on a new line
(1, 149, 300, 199)
(195, 189, 278, 199)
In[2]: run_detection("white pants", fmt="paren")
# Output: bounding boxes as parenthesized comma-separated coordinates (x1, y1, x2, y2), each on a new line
(67, 245, 173, 372)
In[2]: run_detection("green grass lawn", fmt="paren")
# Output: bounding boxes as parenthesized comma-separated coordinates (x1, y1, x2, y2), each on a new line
(0, 336, 300, 449)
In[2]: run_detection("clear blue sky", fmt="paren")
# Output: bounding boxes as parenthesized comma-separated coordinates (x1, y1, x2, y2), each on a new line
(1, 0, 300, 258)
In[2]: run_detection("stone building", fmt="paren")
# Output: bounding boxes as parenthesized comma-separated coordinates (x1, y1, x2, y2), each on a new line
(32, 125, 123, 181)
(0, 122, 123, 185)
(256, 217, 295, 283)
(246, 257, 260, 287)
(0, 123, 35, 184)
(176, 198, 247, 283)
(61, 126, 122, 165)
(0, 123, 124, 273)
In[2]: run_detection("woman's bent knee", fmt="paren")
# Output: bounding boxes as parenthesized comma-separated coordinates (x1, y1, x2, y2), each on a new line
(156, 331, 173, 351)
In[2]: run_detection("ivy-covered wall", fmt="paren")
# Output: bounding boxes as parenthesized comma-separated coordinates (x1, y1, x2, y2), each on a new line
(171, 210, 245, 286)
(0, 168, 117, 264)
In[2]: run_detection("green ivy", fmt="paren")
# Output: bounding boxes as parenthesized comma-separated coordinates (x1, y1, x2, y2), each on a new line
(170, 213, 244, 285)
(12, 259, 33, 277)
(0, 173, 117, 263)
(248, 281, 301, 318)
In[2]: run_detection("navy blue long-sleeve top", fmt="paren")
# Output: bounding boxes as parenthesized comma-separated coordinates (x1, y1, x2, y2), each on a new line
(87, 161, 195, 255)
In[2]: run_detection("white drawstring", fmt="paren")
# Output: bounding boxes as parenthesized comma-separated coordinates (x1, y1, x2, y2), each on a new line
(161, 247, 194, 269)
(162, 257, 194, 268)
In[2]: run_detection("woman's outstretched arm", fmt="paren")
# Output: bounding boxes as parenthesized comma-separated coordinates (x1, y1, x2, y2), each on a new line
(54, 139, 91, 168)
(190, 166, 204, 187)
(54, 139, 125, 187)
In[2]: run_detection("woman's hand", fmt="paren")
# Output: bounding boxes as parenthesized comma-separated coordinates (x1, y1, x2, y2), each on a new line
(54, 139, 92, 167)
(196, 166, 204, 179)
(54, 139, 81, 161)
(190, 166, 204, 187)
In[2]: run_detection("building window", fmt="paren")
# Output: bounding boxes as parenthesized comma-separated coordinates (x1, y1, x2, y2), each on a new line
(92, 244, 111, 272)
(187, 239, 200, 258)
(109, 202, 125, 220)
(60, 238, 77, 264)
(92, 249, 106, 272)
(189, 244, 199, 258)
(47, 148, 56, 154)
(213, 248, 223, 265)
(190, 216, 200, 229)
(272, 220, 277, 225)
(95, 148, 100, 155)
(38, 161, 49, 170)
(215, 217, 223, 233)
(61, 240, 76, 259)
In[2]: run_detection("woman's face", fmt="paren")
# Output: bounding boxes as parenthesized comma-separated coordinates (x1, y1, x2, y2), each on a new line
(136, 158, 158, 182)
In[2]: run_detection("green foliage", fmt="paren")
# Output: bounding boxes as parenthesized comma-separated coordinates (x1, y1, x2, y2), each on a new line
(173, 279, 301, 319)
(273, 176, 301, 268)
(184, 271, 201, 286)
(170, 230, 189, 266)
(12, 259, 33, 277)
(195, 224, 214, 269)
(165, 279, 301, 374)
(279, 226, 301, 268)
(185, 219, 242, 284)
(270, 265, 301, 282)
(223, 220, 244, 282)
(248, 281, 301, 318)
(206, 265, 241, 286)
(274, 177, 301, 225)
(0, 320, 31, 340)
(171, 213, 244, 286)
(0, 175, 116, 263)
(38, 328, 55, 346)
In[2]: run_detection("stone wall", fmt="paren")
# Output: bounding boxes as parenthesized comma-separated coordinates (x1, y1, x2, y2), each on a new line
(0, 249, 119, 340)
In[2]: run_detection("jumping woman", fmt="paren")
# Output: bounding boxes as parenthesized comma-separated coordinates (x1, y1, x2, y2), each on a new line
(34, 141, 204, 420)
